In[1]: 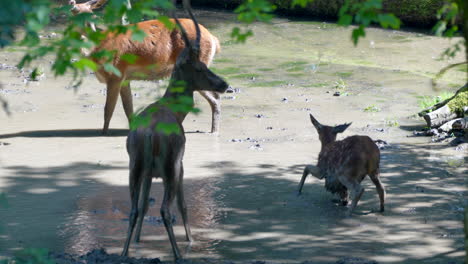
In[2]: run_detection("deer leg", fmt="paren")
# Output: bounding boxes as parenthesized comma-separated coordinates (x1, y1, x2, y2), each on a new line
(339, 190, 349, 206)
(298, 165, 321, 195)
(120, 81, 134, 123)
(103, 79, 122, 135)
(122, 165, 142, 256)
(198, 91, 221, 134)
(134, 175, 152, 243)
(340, 177, 364, 216)
(369, 169, 385, 212)
(161, 169, 182, 260)
(176, 164, 193, 242)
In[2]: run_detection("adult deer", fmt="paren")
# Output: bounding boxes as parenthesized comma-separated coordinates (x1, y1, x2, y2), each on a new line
(69, 0, 225, 135)
(297, 114, 385, 216)
(121, 0, 229, 259)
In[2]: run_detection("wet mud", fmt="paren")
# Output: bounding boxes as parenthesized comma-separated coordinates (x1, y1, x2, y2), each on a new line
(1, 8, 467, 264)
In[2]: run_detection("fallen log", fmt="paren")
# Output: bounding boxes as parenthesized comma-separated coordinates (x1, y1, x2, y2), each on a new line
(418, 83, 467, 117)
(452, 117, 468, 130)
(438, 117, 468, 132)
(419, 83, 468, 128)
(423, 105, 458, 128)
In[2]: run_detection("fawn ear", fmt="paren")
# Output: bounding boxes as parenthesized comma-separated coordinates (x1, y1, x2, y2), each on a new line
(309, 114, 322, 131)
(333, 122, 352, 134)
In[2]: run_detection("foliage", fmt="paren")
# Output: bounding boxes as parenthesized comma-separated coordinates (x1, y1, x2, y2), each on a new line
(15, 0, 174, 82)
(418, 92, 455, 110)
(447, 88, 468, 114)
(129, 81, 200, 135)
(363, 105, 381, 112)
(337, 0, 401, 45)
(231, 0, 276, 42)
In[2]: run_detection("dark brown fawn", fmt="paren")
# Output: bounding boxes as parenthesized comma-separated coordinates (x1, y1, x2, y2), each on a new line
(297, 114, 385, 216)
(121, 1, 229, 259)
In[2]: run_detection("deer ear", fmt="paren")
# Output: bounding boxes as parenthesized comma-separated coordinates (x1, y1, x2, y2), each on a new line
(333, 122, 351, 134)
(309, 114, 322, 131)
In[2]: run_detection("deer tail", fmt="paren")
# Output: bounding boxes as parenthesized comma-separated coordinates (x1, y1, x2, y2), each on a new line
(142, 133, 155, 174)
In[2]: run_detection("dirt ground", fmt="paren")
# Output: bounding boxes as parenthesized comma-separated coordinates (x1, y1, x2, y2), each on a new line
(1, 9, 467, 264)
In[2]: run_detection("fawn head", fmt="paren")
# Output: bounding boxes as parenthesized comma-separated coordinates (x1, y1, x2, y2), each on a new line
(171, 0, 229, 94)
(309, 114, 351, 147)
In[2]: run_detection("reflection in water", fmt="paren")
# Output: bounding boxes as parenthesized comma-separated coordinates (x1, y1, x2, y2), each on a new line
(58, 177, 225, 259)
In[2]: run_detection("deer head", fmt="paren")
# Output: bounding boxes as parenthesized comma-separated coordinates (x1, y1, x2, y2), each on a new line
(171, 0, 229, 94)
(309, 114, 351, 148)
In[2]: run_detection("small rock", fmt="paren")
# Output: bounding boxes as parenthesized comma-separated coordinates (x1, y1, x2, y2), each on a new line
(281, 97, 288, 103)
(374, 139, 389, 150)
(226, 86, 241, 93)
(413, 130, 428, 136)
(266, 126, 273, 130)
(231, 139, 242, 142)
(249, 144, 263, 150)
(255, 114, 265, 118)
(333, 91, 341, 96)
(428, 128, 439, 136)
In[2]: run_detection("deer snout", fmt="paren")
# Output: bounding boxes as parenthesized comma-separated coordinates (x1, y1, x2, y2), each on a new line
(216, 80, 230, 93)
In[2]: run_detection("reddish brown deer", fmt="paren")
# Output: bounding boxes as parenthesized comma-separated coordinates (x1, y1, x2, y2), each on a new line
(121, 0, 229, 259)
(297, 114, 385, 216)
(69, 0, 225, 135)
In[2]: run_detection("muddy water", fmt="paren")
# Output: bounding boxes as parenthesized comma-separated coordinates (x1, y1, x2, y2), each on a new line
(0, 8, 467, 264)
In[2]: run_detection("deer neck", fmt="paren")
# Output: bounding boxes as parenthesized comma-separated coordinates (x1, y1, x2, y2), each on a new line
(162, 81, 195, 124)
(319, 139, 337, 154)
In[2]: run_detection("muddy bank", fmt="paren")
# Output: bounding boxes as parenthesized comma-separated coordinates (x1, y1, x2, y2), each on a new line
(48, 249, 378, 264)
(191, 0, 444, 27)
(1, 8, 467, 264)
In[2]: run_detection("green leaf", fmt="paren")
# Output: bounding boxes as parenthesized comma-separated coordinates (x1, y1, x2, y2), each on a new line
(231, 27, 254, 43)
(291, 0, 312, 8)
(129, 113, 151, 130)
(338, 14, 352, 26)
(156, 122, 181, 135)
(158, 16, 175, 30)
(378, 14, 400, 29)
(73, 58, 98, 71)
(351, 26, 366, 46)
(131, 28, 146, 42)
(103, 63, 122, 77)
(121, 54, 138, 64)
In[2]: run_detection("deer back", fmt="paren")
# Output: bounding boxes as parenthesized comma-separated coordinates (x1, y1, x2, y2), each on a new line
(92, 19, 220, 82)
(318, 135, 380, 182)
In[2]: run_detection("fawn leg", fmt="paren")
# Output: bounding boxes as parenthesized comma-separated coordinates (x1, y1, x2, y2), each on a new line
(298, 165, 321, 195)
(369, 169, 386, 212)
